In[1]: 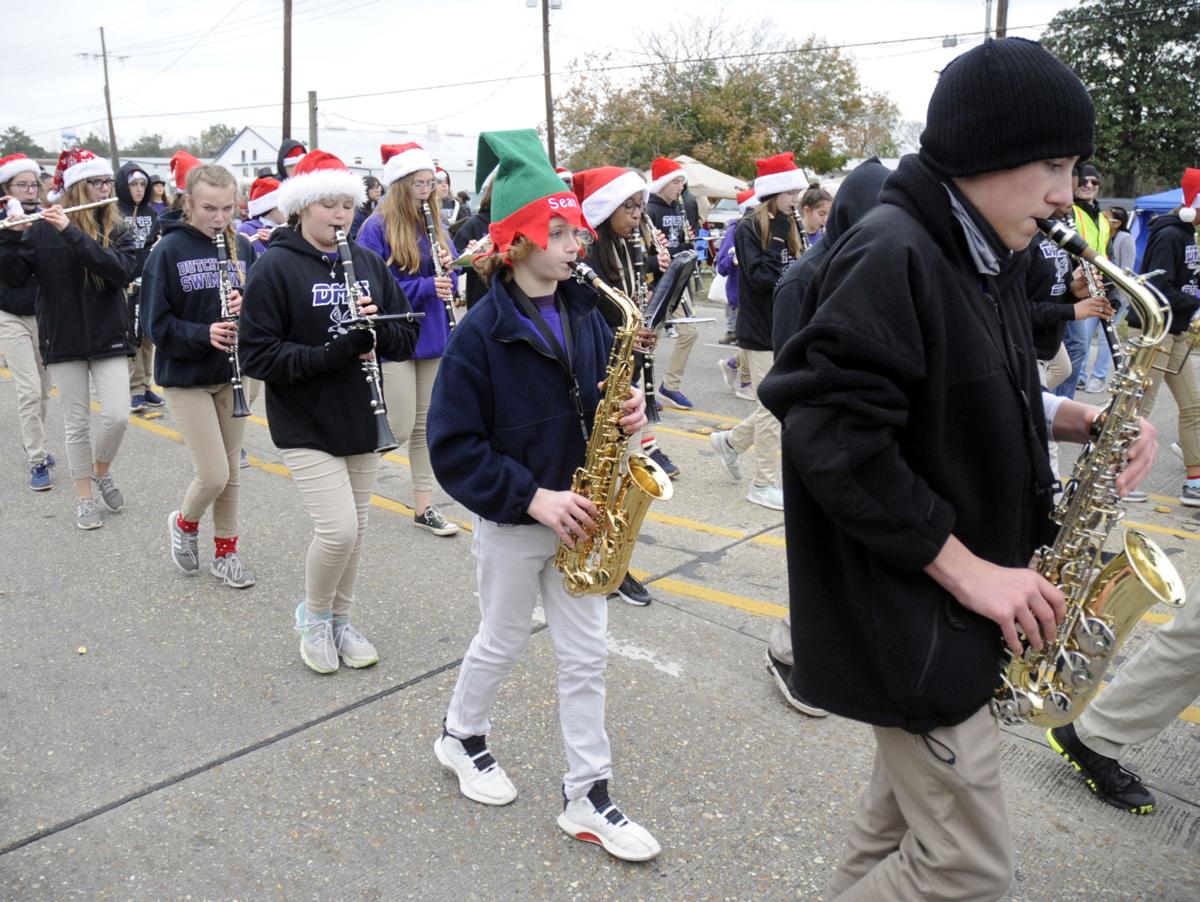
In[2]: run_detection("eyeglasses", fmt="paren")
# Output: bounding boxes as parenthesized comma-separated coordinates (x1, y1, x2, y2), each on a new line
(8, 181, 39, 191)
(411, 179, 436, 190)
(86, 178, 116, 189)
(620, 199, 646, 214)
(1082, 178, 1101, 187)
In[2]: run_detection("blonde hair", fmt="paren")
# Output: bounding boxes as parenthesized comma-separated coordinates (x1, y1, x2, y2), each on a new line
(754, 197, 801, 258)
(183, 164, 241, 276)
(377, 172, 449, 273)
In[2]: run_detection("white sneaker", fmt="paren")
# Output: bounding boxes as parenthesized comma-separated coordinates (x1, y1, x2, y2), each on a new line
(333, 620, 379, 668)
(294, 602, 338, 674)
(557, 781, 661, 862)
(735, 383, 756, 402)
(1086, 377, 1107, 394)
(434, 732, 517, 806)
(1171, 441, 1184, 462)
(710, 430, 742, 480)
(718, 357, 738, 391)
(747, 483, 784, 511)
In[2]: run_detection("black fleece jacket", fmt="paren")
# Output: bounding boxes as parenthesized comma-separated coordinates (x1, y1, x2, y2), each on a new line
(1026, 229, 1076, 359)
(115, 162, 161, 277)
(453, 209, 492, 309)
(238, 227, 419, 457)
(758, 154, 1056, 733)
(140, 220, 255, 387)
(1141, 214, 1200, 334)
(0, 215, 138, 364)
(734, 212, 795, 352)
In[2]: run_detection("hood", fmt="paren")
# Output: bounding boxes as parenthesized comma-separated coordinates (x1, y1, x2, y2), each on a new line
(824, 157, 890, 246)
(1147, 212, 1195, 240)
(116, 161, 152, 212)
(276, 139, 307, 181)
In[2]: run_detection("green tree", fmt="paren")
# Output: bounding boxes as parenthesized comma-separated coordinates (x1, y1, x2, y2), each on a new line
(197, 124, 238, 156)
(0, 126, 50, 158)
(555, 20, 899, 180)
(124, 133, 168, 156)
(79, 132, 112, 157)
(1042, 0, 1200, 196)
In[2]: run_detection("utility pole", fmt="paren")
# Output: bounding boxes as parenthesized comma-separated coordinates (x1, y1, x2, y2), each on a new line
(541, 0, 555, 165)
(308, 91, 318, 151)
(282, 0, 293, 139)
(99, 27, 119, 171)
(996, 0, 1009, 37)
(984, 0, 993, 39)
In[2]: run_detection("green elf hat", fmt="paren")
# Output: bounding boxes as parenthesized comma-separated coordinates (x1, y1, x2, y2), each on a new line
(477, 128, 592, 258)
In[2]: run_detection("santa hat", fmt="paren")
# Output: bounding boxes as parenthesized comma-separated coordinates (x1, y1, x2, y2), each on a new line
(0, 153, 40, 187)
(555, 165, 573, 184)
(381, 142, 436, 188)
(1181, 168, 1200, 224)
(435, 167, 449, 183)
(737, 187, 758, 214)
(247, 176, 281, 218)
(276, 149, 366, 216)
(572, 166, 648, 229)
(170, 150, 201, 191)
(754, 152, 806, 202)
(647, 157, 686, 195)
(48, 147, 112, 203)
(475, 128, 591, 258)
(282, 144, 307, 169)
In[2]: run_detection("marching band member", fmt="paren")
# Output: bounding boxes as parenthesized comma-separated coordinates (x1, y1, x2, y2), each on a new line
(142, 164, 258, 589)
(0, 148, 138, 530)
(148, 175, 169, 216)
(356, 142, 461, 537)
(709, 151, 807, 511)
(349, 175, 382, 241)
(0, 153, 55, 492)
(237, 176, 284, 256)
(238, 150, 419, 673)
(275, 139, 307, 182)
(116, 161, 163, 413)
(716, 188, 757, 395)
(797, 182, 832, 247)
(453, 170, 495, 309)
(428, 129, 658, 862)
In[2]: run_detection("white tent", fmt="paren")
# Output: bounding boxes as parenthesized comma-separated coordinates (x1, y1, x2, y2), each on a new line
(644, 154, 750, 220)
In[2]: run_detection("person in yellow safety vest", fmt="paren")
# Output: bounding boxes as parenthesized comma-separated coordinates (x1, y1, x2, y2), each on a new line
(1057, 162, 1115, 398)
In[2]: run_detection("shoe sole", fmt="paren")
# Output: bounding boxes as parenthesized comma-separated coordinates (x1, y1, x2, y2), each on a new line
(76, 517, 103, 530)
(414, 520, 460, 536)
(167, 512, 200, 575)
(556, 813, 660, 862)
(610, 589, 651, 606)
(434, 737, 517, 806)
(747, 492, 783, 511)
(1045, 729, 1154, 815)
(765, 649, 828, 717)
(29, 482, 52, 492)
(338, 650, 379, 668)
(1180, 496, 1200, 508)
(210, 561, 255, 589)
(735, 392, 756, 401)
(96, 490, 124, 513)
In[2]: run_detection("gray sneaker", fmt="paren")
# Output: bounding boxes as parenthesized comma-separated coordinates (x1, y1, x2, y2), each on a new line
(710, 430, 742, 481)
(414, 505, 460, 536)
(92, 473, 124, 512)
(168, 510, 200, 574)
(1181, 484, 1200, 508)
(294, 603, 339, 674)
(747, 483, 784, 511)
(334, 620, 379, 668)
(76, 498, 103, 530)
(211, 551, 255, 589)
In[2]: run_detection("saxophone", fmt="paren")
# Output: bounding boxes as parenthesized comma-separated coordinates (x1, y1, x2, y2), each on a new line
(992, 218, 1194, 727)
(554, 261, 674, 596)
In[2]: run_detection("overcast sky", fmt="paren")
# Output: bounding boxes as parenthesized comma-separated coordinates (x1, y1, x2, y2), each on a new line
(6, 0, 1074, 151)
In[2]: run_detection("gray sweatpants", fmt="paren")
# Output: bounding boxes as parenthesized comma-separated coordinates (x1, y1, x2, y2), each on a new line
(45, 356, 129, 479)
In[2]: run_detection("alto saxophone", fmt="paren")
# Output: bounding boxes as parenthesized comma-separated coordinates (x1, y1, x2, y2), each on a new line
(992, 218, 1195, 727)
(554, 261, 674, 596)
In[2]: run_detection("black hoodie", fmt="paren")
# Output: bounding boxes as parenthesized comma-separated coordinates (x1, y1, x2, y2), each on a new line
(140, 219, 255, 387)
(733, 210, 795, 351)
(1025, 221, 1076, 359)
(115, 162, 161, 275)
(0, 212, 137, 365)
(758, 154, 1055, 733)
(771, 157, 890, 351)
(238, 226, 420, 457)
(275, 139, 307, 182)
(1141, 214, 1200, 334)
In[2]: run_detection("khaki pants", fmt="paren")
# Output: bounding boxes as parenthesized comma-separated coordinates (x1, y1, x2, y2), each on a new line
(1140, 333, 1200, 468)
(0, 310, 51, 465)
(165, 383, 247, 536)
(829, 704, 1013, 902)
(280, 448, 378, 619)
(661, 320, 697, 391)
(46, 356, 129, 479)
(1076, 579, 1200, 759)
(381, 358, 438, 493)
(1039, 343, 1072, 485)
(727, 349, 781, 487)
(128, 336, 154, 395)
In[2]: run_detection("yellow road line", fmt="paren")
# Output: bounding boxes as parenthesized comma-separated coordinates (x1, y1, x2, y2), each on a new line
(1181, 706, 1200, 725)
(645, 511, 744, 539)
(662, 407, 741, 425)
(1124, 520, 1200, 542)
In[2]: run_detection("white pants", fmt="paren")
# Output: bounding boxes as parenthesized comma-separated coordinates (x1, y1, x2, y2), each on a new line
(445, 518, 612, 800)
(0, 310, 51, 465)
(46, 356, 129, 479)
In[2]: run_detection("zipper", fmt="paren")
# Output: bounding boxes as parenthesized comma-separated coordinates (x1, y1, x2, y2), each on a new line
(913, 601, 941, 694)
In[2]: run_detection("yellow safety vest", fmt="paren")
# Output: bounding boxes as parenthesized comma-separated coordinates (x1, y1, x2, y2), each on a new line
(1072, 204, 1111, 254)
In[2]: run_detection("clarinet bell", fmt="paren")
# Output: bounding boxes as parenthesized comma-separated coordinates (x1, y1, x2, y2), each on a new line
(375, 413, 399, 454)
(232, 385, 252, 418)
(645, 390, 661, 424)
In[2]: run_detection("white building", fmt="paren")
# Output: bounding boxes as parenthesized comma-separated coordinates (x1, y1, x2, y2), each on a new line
(212, 126, 482, 195)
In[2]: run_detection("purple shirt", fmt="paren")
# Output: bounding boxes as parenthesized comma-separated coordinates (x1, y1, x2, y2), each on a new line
(515, 293, 566, 355)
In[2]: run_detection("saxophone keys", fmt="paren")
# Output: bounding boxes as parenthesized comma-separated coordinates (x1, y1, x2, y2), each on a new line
(1046, 689, 1074, 719)
(1075, 616, 1116, 657)
(1056, 648, 1096, 690)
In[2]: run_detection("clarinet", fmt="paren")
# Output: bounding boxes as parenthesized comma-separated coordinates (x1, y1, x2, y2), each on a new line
(630, 225, 661, 424)
(676, 198, 705, 295)
(420, 200, 459, 332)
(334, 229, 400, 454)
(791, 209, 811, 256)
(213, 232, 251, 418)
(1066, 210, 1123, 370)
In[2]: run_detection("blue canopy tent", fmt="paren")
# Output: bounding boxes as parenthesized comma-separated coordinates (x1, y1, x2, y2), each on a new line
(1131, 187, 1182, 270)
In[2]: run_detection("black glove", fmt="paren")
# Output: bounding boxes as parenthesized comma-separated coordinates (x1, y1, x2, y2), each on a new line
(324, 327, 374, 369)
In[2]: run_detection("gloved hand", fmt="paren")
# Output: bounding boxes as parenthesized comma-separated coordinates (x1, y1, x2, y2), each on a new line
(324, 327, 375, 369)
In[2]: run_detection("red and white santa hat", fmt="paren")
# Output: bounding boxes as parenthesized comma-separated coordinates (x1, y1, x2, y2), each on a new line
(282, 144, 307, 170)
(1181, 168, 1200, 224)
(247, 176, 281, 218)
(381, 142, 436, 188)
(276, 149, 366, 216)
(737, 187, 758, 214)
(647, 156, 687, 195)
(571, 166, 648, 229)
(754, 152, 806, 202)
(170, 150, 201, 191)
(48, 147, 112, 203)
(555, 165, 573, 184)
(0, 153, 40, 187)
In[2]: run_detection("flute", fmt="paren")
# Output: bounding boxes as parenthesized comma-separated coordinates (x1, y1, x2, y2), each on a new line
(0, 197, 118, 230)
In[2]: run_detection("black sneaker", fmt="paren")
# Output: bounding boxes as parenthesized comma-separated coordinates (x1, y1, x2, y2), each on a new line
(765, 648, 828, 717)
(649, 447, 679, 478)
(143, 388, 165, 407)
(609, 572, 651, 606)
(717, 330, 737, 345)
(1046, 723, 1155, 814)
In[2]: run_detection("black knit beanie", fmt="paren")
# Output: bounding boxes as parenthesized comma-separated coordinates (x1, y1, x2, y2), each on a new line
(919, 37, 1094, 177)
